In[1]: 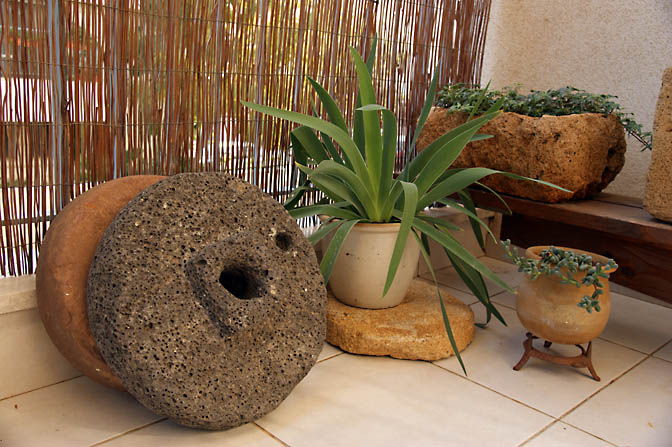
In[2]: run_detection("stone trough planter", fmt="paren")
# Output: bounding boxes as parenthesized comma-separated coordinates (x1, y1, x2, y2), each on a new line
(417, 109, 627, 203)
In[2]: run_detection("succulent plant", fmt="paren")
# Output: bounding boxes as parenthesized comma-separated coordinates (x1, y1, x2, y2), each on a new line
(502, 240, 618, 313)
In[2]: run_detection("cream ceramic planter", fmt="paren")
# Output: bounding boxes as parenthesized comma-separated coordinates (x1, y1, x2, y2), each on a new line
(516, 246, 617, 345)
(324, 221, 420, 309)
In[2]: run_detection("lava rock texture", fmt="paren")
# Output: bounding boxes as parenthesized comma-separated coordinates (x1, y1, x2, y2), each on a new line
(87, 172, 326, 430)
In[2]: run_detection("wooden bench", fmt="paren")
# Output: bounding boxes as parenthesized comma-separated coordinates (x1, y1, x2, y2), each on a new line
(468, 190, 672, 303)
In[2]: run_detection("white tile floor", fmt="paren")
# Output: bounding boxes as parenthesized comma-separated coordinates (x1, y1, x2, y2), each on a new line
(2, 258, 671, 447)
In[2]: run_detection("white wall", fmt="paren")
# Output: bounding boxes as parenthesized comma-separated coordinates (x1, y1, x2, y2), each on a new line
(481, 0, 672, 199)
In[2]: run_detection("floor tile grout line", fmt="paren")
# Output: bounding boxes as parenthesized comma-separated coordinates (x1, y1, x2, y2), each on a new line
(594, 335, 671, 356)
(440, 295, 664, 443)
(317, 351, 344, 363)
(555, 352, 652, 422)
(418, 276, 480, 306)
(430, 337, 653, 425)
(515, 418, 559, 447)
(87, 418, 167, 447)
(609, 288, 672, 310)
(0, 374, 83, 402)
(433, 275, 520, 303)
(491, 299, 516, 311)
(253, 422, 292, 447)
(74, 349, 665, 447)
(426, 276, 476, 297)
(653, 354, 672, 364)
(489, 288, 511, 298)
(517, 418, 619, 447)
(557, 420, 621, 447)
(428, 361, 556, 420)
(650, 339, 672, 363)
(431, 346, 642, 447)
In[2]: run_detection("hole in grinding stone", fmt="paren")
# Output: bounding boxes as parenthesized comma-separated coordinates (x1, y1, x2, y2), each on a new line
(219, 267, 261, 300)
(275, 232, 293, 251)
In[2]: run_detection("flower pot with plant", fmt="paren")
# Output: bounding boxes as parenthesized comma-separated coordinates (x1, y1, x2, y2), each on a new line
(418, 85, 652, 203)
(502, 240, 619, 345)
(244, 38, 563, 370)
(319, 219, 420, 309)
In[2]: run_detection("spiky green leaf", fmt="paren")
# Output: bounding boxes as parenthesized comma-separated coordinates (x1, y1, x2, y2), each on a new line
(383, 182, 418, 295)
(412, 230, 466, 374)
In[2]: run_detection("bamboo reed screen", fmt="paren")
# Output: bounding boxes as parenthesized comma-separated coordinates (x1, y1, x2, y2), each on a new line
(0, 0, 491, 276)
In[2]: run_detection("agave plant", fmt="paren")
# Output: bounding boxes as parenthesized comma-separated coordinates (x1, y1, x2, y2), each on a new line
(243, 38, 563, 371)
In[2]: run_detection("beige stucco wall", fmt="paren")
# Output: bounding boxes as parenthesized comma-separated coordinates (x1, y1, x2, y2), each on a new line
(481, 0, 672, 199)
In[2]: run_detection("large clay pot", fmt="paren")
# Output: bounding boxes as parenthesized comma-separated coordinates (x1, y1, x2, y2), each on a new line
(36, 175, 165, 390)
(324, 221, 420, 309)
(516, 246, 618, 345)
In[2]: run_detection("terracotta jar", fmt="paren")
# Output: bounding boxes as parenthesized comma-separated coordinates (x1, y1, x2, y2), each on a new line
(516, 246, 618, 345)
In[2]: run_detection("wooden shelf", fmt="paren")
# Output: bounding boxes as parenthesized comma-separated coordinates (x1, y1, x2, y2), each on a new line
(468, 190, 672, 302)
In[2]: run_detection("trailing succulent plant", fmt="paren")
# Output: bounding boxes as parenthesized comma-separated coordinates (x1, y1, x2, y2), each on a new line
(501, 240, 618, 313)
(435, 84, 652, 151)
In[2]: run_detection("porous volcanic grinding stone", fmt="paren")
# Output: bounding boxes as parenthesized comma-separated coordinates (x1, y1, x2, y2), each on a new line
(645, 66, 672, 222)
(327, 279, 474, 361)
(36, 175, 165, 390)
(87, 172, 326, 430)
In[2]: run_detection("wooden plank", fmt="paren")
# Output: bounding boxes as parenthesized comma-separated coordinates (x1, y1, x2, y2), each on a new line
(502, 214, 672, 302)
(468, 189, 672, 249)
(592, 193, 643, 209)
(465, 189, 672, 302)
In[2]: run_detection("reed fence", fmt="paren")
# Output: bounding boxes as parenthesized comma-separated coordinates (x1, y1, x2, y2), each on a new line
(0, 0, 491, 276)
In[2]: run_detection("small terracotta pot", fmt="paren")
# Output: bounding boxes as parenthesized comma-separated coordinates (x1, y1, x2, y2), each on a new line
(516, 246, 618, 345)
(322, 220, 420, 309)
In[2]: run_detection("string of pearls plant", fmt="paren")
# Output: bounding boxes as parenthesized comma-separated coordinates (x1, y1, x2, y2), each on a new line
(501, 240, 618, 313)
(436, 84, 652, 151)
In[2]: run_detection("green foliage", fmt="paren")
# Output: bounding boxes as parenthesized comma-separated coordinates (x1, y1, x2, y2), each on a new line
(436, 84, 652, 151)
(244, 40, 566, 373)
(501, 240, 618, 313)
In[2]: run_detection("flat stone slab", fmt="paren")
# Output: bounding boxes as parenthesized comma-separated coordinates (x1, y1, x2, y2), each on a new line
(327, 279, 474, 361)
(87, 172, 326, 430)
(36, 175, 165, 390)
